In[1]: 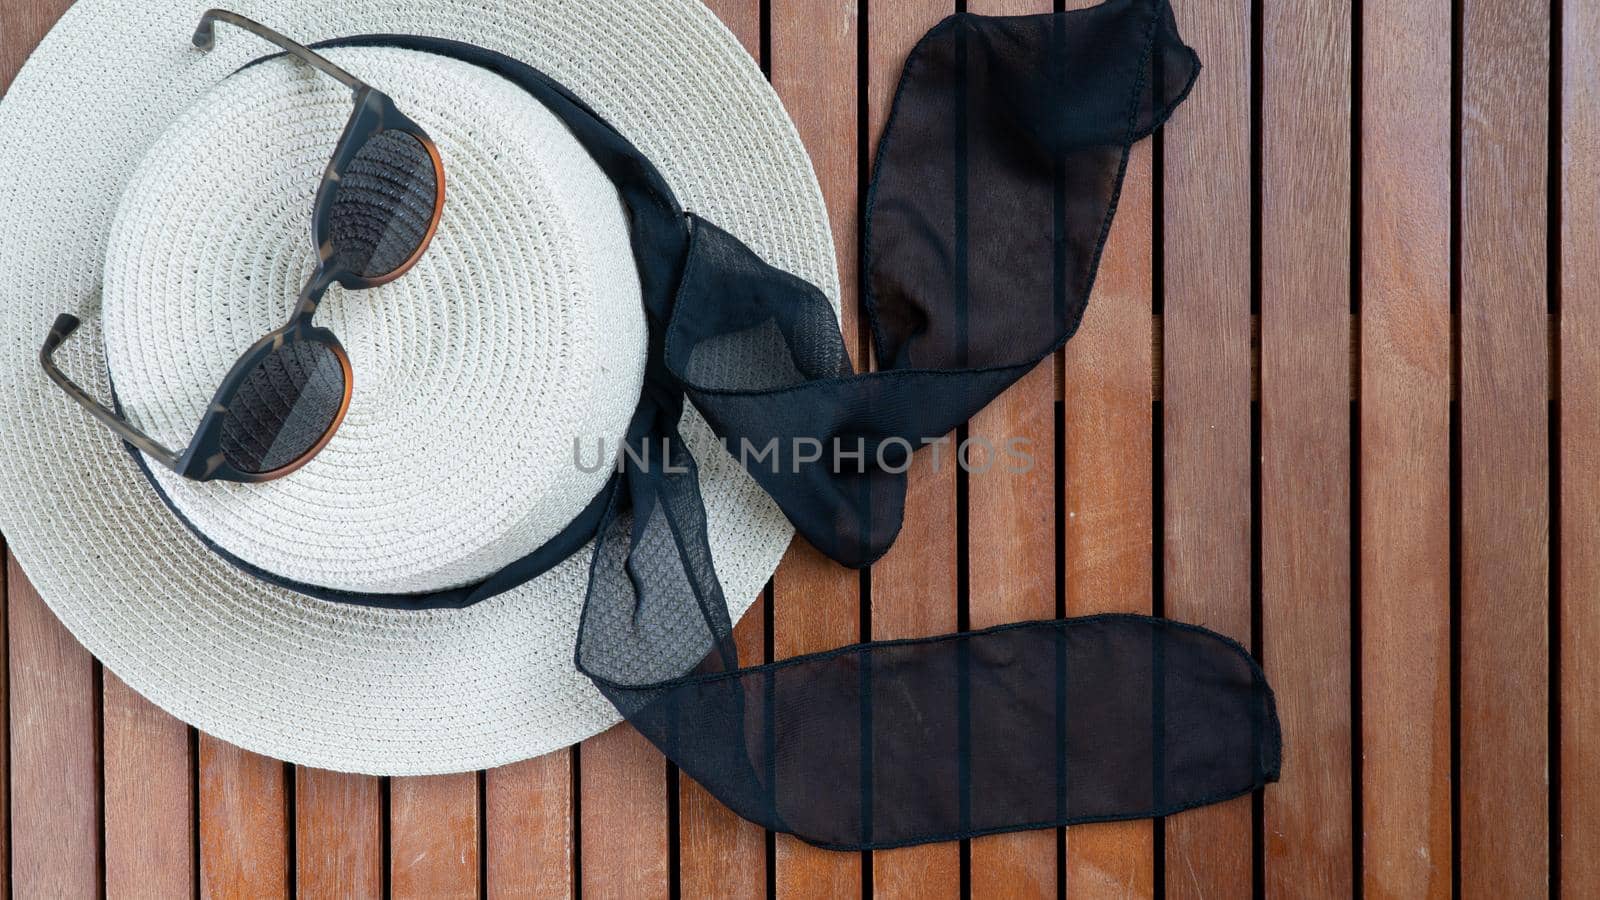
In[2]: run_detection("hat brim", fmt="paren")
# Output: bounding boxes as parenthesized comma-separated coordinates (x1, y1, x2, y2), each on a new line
(0, 0, 839, 775)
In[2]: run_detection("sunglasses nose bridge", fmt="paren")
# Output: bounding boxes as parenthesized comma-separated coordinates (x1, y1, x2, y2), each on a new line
(291, 263, 339, 323)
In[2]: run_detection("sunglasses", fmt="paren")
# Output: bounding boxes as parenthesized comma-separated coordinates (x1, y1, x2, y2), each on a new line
(41, 9, 445, 483)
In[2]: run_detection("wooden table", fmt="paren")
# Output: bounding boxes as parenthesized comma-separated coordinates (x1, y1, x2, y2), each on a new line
(2, 0, 1591, 896)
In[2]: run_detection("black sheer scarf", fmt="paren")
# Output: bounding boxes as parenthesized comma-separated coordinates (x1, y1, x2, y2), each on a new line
(131, 0, 1280, 850)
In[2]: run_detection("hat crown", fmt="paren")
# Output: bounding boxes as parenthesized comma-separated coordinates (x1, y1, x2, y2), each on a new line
(101, 46, 648, 594)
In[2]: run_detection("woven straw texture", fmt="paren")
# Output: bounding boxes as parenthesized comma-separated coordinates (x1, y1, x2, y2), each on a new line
(108, 48, 650, 593)
(0, 0, 838, 776)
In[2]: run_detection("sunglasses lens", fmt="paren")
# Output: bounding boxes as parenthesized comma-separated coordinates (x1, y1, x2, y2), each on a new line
(329, 129, 440, 280)
(220, 339, 348, 476)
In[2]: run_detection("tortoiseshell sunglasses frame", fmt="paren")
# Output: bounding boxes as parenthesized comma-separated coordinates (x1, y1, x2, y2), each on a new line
(40, 9, 445, 483)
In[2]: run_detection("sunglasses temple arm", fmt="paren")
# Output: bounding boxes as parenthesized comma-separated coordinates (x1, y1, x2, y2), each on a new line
(193, 9, 369, 94)
(40, 315, 186, 473)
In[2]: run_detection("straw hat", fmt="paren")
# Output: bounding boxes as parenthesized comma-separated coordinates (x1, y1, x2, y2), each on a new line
(0, 0, 838, 775)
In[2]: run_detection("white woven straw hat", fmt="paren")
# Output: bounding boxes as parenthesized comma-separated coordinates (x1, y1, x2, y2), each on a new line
(0, 0, 838, 775)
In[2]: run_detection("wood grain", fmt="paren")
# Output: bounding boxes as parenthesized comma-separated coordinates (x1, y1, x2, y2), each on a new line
(957, 1, 1067, 894)
(391, 773, 479, 898)
(295, 768, 382, 899)
(863, 0, 961, 897)
(1458, 0, 1552, 896)
(104, 671, 195, 898)
(770, 1, 866, 896)
(679, 613, 767, 900)
(1560, 0, 1600, 894)
(1060, 90, 1157, 900)
(580, 725, 669, 899)
(1055, 0, 1162, 895)
(771, 0, 862, 354)
(1260, 0, 1354, 896)
(1159, 0, 1257, 896)
(1359, 0, 1453, 896)
(703, 0, 761, 56)
(7, 557, 99, 899)
(0, 0, 72, 91)
(674, 7, 771, 895)
(967, 358, 1057, 900)
(486, 752, 575, 899)
(867, 456, 960, 900)
(199, 736, 290, 898)
(768, 545, 863, 898)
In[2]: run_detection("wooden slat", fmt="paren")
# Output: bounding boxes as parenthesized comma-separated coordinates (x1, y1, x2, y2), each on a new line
(1159, 0, 1256, 895)
(769, 546, 863, 898)
(863, 0, 960, 897)
(960, 0, 1062, 892)
(868, 443, 960, 900)
(1358, 0, 1453, 896)
(296, 768, 382, 899)
(580, 725, 669, 899)
(770, 0, 865, 896)
(486, 752, 575, 898)
(104, 671, 195, 898)
(967, 364, 1056, 900)
(771, 0, 862, 359)
(1260, 0, 1354, 895)
(679, 613, 767, 900)
(199, 736, 290, 897)
(7, 557, 99, 898)
(704, 0, 761, 57)
(1560, 0, 1600, 894)
(1458, 0, 1551, 896)
(390, 772, 479, 899)
(1060, 58, 1157, 900)
(674, 7, 770, 896)
(0, 0, 72, 91)
(1057, 0, 1160, 895)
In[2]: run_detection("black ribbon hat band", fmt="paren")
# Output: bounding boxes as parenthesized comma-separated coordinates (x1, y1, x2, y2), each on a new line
(129, 0, 1280, 850)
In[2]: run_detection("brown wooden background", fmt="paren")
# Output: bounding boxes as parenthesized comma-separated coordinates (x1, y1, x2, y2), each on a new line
(1, 0, 1593, 896)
